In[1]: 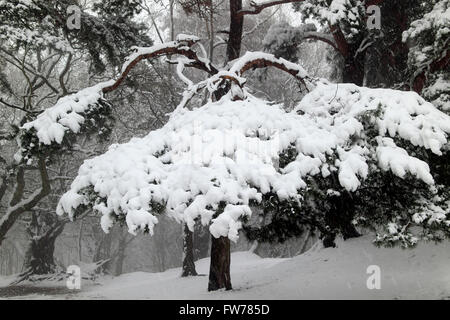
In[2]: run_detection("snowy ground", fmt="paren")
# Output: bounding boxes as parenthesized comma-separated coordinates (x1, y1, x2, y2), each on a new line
(1, 235, 449, 300)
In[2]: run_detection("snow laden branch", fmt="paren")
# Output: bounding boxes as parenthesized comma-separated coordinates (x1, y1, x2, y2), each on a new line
(19, 38, 314, 158)
(174, 52, 313, 110)
(102, 35, 219, 93)
(18, 35, 218, 159)
(57, 81, 450, 246)
(230, 51, 313, 89)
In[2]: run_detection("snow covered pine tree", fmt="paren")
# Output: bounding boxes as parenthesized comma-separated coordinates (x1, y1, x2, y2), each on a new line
(18, 31, 450, 291)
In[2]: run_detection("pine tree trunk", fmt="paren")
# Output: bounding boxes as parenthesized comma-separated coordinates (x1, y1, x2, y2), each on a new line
(226, 0, 244, 62)
(208, 235, 232, 291)
(21, 219, 65, 276)
(181, 223, 197, 277)
(342, 56, 364, 86)
(22, 236, 57, 275)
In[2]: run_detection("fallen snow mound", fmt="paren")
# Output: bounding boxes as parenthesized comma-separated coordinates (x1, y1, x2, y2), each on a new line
(2, 236, 448, 300)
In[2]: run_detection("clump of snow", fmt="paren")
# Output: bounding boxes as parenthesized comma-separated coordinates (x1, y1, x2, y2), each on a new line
(176, 34, 200, 42)
(21, 80, 114, 145)
(297, 81, 450, 190)
(298, 81, 450, 149)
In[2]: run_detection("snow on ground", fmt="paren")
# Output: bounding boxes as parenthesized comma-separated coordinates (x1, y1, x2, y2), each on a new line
(1, 235, 449, 300)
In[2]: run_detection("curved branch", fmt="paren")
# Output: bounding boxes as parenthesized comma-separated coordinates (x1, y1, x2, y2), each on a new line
(230, 52, 313, 90)
(102, 39, 219, 94)
(59, 52, 73, 96)
(302, 32, 339, 52)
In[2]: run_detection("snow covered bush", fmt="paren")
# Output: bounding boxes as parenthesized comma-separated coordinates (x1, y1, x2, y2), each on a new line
(295, 81, 450, 247)
(245, 81, 450, 247)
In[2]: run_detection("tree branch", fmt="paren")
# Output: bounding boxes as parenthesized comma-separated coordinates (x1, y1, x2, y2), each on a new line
(102, 39, 219, 94)
(230, 52, 313, 90)
(9, 167, 25, 207)
(59, 52, 73, 96)
(302, 32, 339, 52)
(0, 98, 35, 113)
(0, 176, 9, 205)
(0, 157, 51, 247)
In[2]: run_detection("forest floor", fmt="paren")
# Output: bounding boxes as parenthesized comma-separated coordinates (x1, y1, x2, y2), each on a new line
(0, 235, 449, 300)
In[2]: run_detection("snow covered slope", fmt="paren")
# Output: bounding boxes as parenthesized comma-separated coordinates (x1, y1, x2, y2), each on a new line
(1, 235, 449, 299)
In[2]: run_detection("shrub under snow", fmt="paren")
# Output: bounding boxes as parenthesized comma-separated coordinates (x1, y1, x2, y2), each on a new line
(55, 81, 450, 242)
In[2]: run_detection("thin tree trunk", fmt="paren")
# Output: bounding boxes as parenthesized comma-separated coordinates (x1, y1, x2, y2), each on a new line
(114, 229, 128, 276)
(78, 219, 83, 262)
(170, 0, 175, 41)
(93, 229, 113, 274)
(181, 223, 198, 277)
(209, 0, 214, 63)
(208, 235, 232, 291)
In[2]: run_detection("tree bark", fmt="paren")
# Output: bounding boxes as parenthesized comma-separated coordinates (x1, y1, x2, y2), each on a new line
(208, 235, 232, 291)
(342, 55, 365, 86)
(21, 215, 66, 277)
(226, 0, 244, 62)
(181, 223, 198, 277)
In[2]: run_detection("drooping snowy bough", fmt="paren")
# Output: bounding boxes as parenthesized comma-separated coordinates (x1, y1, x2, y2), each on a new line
(19, 35, 450, 291)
